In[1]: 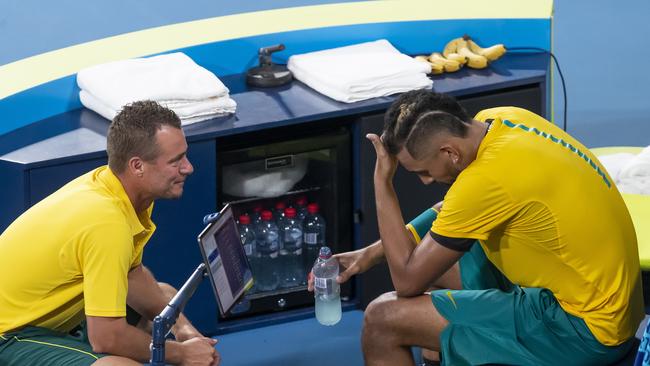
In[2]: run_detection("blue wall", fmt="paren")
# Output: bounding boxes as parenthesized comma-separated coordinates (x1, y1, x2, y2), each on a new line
(552, 0, 650, 147)
(0, 0, 358, 65)
(6, 1, 647, 149)
(0, 1, 551, 136)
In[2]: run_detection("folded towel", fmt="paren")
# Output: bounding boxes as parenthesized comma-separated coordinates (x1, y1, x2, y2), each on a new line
(619, 146, 650, 180)
(598, 153, 637, 181)
(617, 177, 650, 195)
(600, 146, 650, 195)
(80, 89, 236, 126)
(288, 39, 432, 103)
(77, 52, 230, 111)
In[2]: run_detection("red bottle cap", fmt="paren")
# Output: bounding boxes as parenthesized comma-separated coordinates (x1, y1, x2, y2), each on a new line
(284, 207, 297, 218)
(261, 210, 273, 221)
(239, 214, 251, 224)
(307, 203, 319, 214)
(296, 196, 307, 206)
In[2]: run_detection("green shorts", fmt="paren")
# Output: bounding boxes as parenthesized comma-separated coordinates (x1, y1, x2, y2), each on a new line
(0, 325, 105, 366)
(431, 243, 635, 366)
(0, 307, 145, 366)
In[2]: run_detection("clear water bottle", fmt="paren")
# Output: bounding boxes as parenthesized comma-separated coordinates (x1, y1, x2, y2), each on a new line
(251, 205, 263, 226)
(238, 214, 256, 257)
(274, 201, 287, 228)
(238, 214, 256, 294)
(279, 207, 304, 288)
(253, 210, 280, 292)
(295, 195, 308, 221)
(303, 203, 326, 275)
(312, 246, 341, 326)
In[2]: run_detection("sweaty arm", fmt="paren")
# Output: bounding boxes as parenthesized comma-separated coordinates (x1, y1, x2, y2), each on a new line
(366, 133, 466, 297)
(375, 179, 465, 297)
(362, 201, 443, 265)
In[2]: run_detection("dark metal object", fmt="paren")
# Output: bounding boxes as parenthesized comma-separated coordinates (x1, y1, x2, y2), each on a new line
(246, 44, 293, 88)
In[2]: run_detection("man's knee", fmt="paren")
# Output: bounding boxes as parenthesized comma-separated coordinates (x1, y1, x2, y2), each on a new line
(92, 356, 141, 365)
(363, 291, 400, 332)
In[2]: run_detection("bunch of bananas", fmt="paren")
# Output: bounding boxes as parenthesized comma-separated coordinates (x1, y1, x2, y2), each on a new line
(413, 35, 507, 74)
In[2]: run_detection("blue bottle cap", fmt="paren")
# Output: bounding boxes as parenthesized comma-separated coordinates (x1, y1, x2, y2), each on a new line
(318, 246, 332, 259)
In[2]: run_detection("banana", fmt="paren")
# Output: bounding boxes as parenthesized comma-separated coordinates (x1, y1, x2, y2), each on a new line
(466, 38, 506, 61)
(413, 55, 443, 74)
(442, 37, 464, 58)
(456, 37, 488, 69)
(445, 52, 467, 65)
(414, 55, 430, 63)
(428, 61, 445, 75)
(429, 52, 462, 72)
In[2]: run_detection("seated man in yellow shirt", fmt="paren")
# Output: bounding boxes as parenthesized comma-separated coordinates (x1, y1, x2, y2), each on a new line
(0, 101, 220, 366)
(335, 90, 643, 365)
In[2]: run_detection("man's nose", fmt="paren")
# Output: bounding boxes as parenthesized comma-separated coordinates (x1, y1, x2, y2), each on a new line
(181, 157, 194, 175)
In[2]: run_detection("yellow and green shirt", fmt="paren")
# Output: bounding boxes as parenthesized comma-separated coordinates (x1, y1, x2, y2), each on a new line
(431, 107, 643, 346)
(0, 166, 155, 333)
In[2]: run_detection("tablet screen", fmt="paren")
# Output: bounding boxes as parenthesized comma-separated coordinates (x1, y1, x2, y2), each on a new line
(197, 204, 253, 316)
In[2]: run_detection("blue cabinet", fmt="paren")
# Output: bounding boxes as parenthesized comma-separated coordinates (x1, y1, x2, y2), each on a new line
(0, 53, 548, 335)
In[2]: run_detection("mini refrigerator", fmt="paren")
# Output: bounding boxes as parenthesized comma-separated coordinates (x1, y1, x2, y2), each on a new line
(214, 122, 354, 328)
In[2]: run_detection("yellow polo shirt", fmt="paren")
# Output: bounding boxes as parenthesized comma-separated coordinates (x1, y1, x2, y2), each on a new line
(432, 107, 643, 346)
(0, 166, 155, 333)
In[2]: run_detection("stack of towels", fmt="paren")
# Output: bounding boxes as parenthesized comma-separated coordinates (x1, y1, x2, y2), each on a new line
(77, 52, 236, 125)
(599, 145, 650, 195)
(287, 39, 432, 103)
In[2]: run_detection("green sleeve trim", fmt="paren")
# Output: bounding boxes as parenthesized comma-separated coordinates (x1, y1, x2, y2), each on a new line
(406, 207, 439, 244)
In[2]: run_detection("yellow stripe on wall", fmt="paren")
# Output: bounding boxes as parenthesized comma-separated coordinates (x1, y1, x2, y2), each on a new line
(0, 0, 552, 99)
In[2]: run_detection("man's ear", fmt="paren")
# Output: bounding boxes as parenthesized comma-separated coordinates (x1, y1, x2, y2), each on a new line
(439, 144, 460, 164)
(127, 157, 144, 178)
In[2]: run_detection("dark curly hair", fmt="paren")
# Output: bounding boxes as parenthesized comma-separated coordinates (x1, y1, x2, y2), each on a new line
(382, 90, 471, 158)
(107, 100, 181, 174)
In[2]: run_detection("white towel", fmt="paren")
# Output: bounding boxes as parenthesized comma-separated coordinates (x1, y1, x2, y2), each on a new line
(619, 146, 650, 180)
(617, 146, 650, 194)
(597, 153, 636, 181)
(80, 89, 236, 126)
(600, 146, 650, 195)
(288, 39, 432, 103)
(77, 52, 230, 110)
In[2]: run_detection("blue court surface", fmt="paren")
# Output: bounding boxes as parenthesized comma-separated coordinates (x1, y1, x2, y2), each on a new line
(216, 310, 365, 365)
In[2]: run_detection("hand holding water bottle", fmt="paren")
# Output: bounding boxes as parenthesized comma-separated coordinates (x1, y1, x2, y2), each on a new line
(311, 246, 341, 326)
(307, 245, 380, 292)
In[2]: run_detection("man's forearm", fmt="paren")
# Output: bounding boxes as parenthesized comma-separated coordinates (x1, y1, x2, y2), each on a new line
(374, 178, 419, 293)
(127, 265, 172, 320)
(88, 318, 185, 364)
(365, 240, 386, 265)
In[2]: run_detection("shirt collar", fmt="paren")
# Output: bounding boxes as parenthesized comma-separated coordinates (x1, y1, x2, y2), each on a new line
(96, 166, 154, 237)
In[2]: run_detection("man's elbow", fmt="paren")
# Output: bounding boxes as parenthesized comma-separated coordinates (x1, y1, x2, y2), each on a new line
(393, 281, 425, 298)
(89, 335, 118, 354)
(87, 320, 125, 354)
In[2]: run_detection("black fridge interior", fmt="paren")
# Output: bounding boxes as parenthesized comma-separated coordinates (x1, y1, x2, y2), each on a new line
(215, 123, 353, 323)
